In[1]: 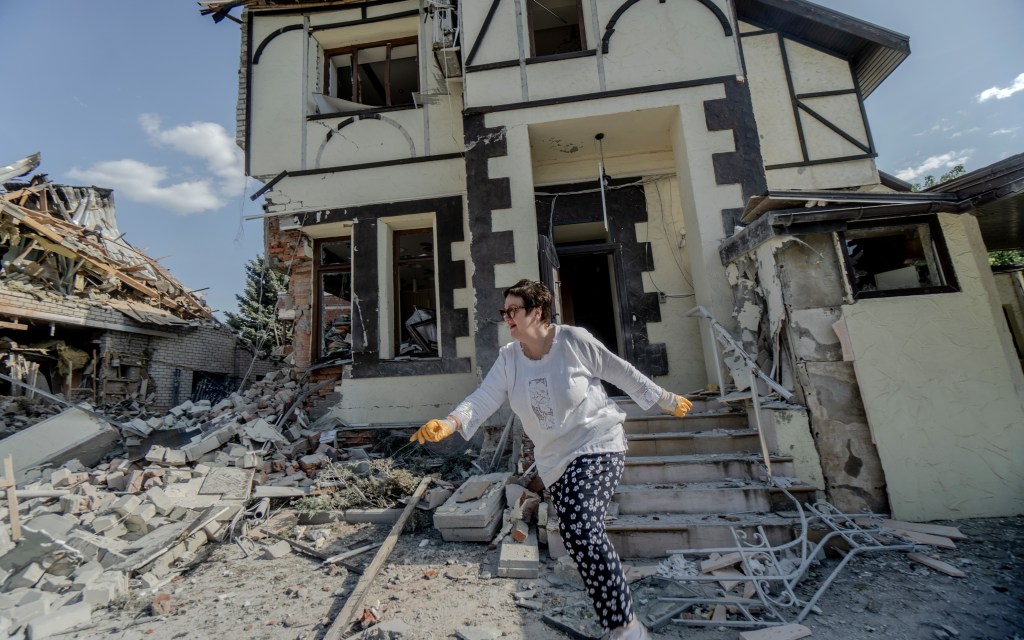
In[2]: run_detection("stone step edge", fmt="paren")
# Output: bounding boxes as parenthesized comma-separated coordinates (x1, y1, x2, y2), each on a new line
(626, 429, 760, 441)
(625, 454, 794, 466)
(615, 482, 817, 493)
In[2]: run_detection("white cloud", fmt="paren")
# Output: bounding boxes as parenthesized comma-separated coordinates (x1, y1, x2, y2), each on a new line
(990, 127, 1020, 137)
(913, 119, 955, 137)
(68, 159, 224, 215)
(66, 115, 245, 215)
(950, 127, 980, 139)
(894, 150, 972, 182)
(978, 72, 1024, 102)
(139, 114, 245, 197)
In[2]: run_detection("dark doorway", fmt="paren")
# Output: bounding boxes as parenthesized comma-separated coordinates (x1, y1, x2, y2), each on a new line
(557, 251, 618, 354)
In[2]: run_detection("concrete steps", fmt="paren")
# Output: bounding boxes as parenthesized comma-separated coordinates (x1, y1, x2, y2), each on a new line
(606, 397, 811, 558)
(606, 513, 796, 559)
(622, 453, 795, 485)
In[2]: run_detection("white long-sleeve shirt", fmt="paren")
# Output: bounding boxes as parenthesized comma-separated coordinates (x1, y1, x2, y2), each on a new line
(450, 325, 666, 487)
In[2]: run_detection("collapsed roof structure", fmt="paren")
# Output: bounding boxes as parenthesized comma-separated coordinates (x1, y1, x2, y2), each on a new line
(0, 154, 271, 412)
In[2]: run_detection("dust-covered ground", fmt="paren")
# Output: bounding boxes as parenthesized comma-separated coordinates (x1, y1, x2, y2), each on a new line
(75, 515, 1023, 640)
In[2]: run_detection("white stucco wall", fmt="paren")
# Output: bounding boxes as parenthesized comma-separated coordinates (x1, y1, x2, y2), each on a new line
(337, 372, 483, 422)
(842, 214, 1024, 520)
(740, 27, 878, 190)
(462, 0, 739, 109)
(249, 6, 462, 177)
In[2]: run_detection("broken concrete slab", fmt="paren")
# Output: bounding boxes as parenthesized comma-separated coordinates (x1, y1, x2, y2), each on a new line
(433, 473, 510, 530)
(27, 600, 91, 639)
(0, 407, 120, 482)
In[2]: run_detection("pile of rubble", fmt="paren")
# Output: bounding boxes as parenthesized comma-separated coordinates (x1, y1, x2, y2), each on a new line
(0, 368, 436, 637)
(0, 396, 62, 438)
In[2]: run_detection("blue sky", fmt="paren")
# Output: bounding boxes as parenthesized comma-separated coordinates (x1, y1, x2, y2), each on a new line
(1, 1, 1021, 319)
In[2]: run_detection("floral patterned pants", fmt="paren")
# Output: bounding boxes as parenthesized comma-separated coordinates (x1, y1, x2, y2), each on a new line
(549, 452, 634, 630)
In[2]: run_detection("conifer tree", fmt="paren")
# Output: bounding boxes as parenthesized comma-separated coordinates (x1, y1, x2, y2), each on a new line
(225, 255, 289, 353)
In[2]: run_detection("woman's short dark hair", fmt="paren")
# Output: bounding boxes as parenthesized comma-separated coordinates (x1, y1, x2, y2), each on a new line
(503, 279, 553, 323)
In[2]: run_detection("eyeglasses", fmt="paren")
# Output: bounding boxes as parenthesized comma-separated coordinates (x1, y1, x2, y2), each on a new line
(498, 305, 528, 320)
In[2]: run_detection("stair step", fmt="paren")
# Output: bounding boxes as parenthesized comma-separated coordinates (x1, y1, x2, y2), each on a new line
(622, 454, 794, 484)
(626, 429, 761, 456)
(623, 412, 749, 434)
(607, 513, 796, 558)
(613, 482, 816, 515)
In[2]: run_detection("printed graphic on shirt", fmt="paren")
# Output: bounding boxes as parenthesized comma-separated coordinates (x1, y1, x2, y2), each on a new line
(528, 377, 556, 430)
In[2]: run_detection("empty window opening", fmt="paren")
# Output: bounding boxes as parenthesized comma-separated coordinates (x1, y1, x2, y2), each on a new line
(326, 38, 419, 108)
(316, 238, 353, 361)
(839, 219, 958, 299)
(528, 0, 585, 57)
(394, 229, 437, 357)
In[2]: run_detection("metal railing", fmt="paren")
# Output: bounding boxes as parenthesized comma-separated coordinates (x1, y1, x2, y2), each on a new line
(685, 305, 795, 479)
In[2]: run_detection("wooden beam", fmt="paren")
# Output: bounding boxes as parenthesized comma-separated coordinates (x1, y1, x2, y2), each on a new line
(907, 553, 967, 578)
(323, 477, 431, 640)
(2, 456, 21, 542)
(0, 320, 28, 331)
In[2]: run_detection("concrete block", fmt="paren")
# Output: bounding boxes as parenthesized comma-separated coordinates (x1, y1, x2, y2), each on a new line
(71, 562, 105, 590)
(23, 513, 76, 540)
(124, 471, 145, 493)
(104, 471, 126, 491)
(38, 575, 70, 593)
(191, 464, 211, 477)
(82, 572, 126, 606)
(261, 540, 291, 559)
(9, 563, 45, 589)
(111, 495, 141, 517)
(101, 524, 128, 539)
(145, 446, 167, 463)
(163, 449, 187, 466)
(498, 529, 539, 578)
(145, 487, 174, 516)
(9, 590, 53, 627)
(28, 601, 91, 639)
(0, 408, 120, 483)
(434, 473, 511, 529)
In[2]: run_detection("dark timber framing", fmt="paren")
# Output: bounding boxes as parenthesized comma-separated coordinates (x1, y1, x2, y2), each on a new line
(295, 196, 470, 378)
(464, 75, 736, 115)
(536, 179, 668, 376)
(602, 0, 733, 54)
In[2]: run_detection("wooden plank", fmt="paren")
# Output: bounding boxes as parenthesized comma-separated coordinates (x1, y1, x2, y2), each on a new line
(701, 552, 742, 574)
(891, 529, 956, 549)
(855, 518, 966, 540)
(907, 553, 967, 578)
(322, 542, 382, 565)
(323, 476, 431, 640)
(3, 456, 20, 541)
(711, 567, 746, 591)
(0, 320, 29, 330)
(738, 623, 812, 640)
(711, 604, 727, 621)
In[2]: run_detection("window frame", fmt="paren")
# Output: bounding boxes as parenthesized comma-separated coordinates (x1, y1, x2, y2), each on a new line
(323, 36, 419, 109)
(526, 0, 587, 58)
(312, 237, 354, 362)
(391, 227, 439, 358)
(837, 215, 960, 300)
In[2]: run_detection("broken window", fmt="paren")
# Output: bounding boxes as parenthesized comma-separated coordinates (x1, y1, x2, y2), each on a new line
(315, 238, 353, 361)
(528, 0, 586, 57)
(393, 228, 437, 357)
(839, 218, 958, 299)
(324, 38, 419, 109)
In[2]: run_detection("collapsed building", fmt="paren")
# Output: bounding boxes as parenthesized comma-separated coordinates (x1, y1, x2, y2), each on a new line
(204, 0, 1024, 532)
(0, 155, 274, 413)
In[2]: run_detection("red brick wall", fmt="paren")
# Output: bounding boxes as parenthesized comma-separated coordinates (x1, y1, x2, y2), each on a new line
(265, 216, 313, 373)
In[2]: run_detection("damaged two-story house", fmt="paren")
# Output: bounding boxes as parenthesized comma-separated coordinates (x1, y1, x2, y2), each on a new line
(208, 0, 1024, 526)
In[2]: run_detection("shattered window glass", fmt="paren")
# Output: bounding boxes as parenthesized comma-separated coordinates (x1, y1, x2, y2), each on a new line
(840, 219, 958, 299)
(316, 238, 352, 360)
(394, 228, 437, 357)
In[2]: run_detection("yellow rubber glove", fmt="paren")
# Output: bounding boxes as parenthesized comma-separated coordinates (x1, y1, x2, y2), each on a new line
(409, 418, 455, 444)
(657, 391, 694, 418)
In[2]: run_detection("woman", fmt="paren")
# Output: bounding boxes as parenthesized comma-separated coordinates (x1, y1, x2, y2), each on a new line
(411, 279, 692, 640)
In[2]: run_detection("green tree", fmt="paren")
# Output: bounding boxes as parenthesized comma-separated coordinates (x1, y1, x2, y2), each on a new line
(911, 164, 965, 192)
(989, 249, 1024, 267)
(225, 255, 289, 353)
(910, 164, 1022, 265)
